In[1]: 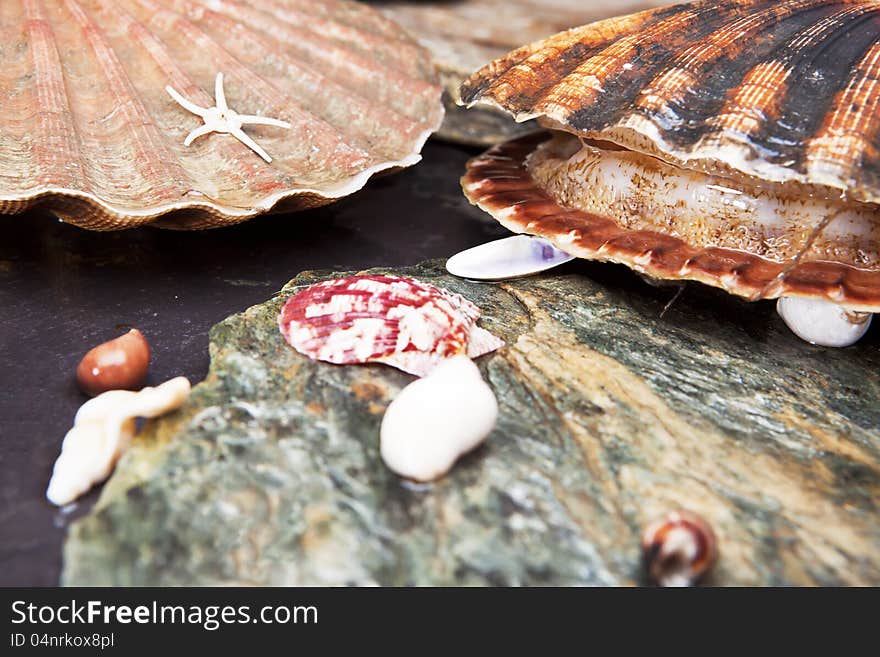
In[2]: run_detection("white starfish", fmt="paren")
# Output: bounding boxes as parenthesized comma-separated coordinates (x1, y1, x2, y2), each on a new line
(165, 72, 291, 163)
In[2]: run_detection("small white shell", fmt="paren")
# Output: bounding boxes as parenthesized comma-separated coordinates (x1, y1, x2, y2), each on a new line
(446, 235, 574, 280)
(46, 377, 191, 506)
(776, 297, 872, 347)
(380, 356, 497, 481)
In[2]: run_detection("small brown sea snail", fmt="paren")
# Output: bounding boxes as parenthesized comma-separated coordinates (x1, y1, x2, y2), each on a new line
(641, 510, 717, 587)
(75, 329, 151, 396)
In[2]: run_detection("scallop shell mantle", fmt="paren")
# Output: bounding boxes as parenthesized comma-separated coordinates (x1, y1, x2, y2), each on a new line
(0, 0, 444, 229)
(460, 0, 880, 203)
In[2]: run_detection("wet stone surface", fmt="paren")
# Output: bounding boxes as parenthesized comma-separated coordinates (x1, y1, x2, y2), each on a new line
(0, 140, 502, 586)
(62, 260, 880, 585)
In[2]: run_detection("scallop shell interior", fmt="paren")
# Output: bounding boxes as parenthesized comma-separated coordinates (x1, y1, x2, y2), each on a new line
(460, 0, 880, 202)
(0, 0, 443, 229)
(463, 134, 880, 310)
(373, 0, 674, 144)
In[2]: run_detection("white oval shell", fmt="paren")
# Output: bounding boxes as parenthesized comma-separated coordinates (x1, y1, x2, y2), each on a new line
(380, 355, 497, 482)
(446, 235, 574, 280)
(776, 297, 872, 347)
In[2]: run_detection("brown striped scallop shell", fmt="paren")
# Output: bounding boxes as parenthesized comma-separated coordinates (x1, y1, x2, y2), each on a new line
(372, 0, 674, 145)
(460, 0, 880, 309)
(0, 0, 443, 230)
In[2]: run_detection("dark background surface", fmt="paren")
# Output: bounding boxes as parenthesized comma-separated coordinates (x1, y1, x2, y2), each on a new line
(0, 140, 513, 586)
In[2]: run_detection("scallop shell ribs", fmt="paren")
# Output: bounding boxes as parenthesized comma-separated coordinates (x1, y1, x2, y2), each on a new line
(278, 274, 504, 376)
(375, 0, 673, 145)
(461, 0, 880, 309)
(0, 0, 443, 229)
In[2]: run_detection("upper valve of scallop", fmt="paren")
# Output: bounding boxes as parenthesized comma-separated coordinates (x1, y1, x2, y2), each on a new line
(0, 0, 443, 230)
(459, 0, 880, 347)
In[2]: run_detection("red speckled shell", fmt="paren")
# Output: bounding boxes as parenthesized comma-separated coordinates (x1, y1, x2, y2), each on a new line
(0, 0, 443, 229)
(278, 275, 503, 376)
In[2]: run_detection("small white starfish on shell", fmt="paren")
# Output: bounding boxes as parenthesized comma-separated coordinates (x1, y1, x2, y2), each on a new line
(165, 72, 291, 163)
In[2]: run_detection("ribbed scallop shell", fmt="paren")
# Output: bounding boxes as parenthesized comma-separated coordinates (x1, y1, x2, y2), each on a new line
(373, 0, 673, 145)
(0, 0, 443, 230)
(278, 275, 504, 376)
(463, 132, 880, 310)
(461, 0, 880, 309)
(461, 0, 880, 202)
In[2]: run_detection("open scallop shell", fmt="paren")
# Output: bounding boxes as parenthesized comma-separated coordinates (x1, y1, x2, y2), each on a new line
(460, 0, 880, 309)
(278, 274, 504, 376)
(463, 134, 880, 309)
(0, 0, 443, 230)
(373, 0, 673, 145)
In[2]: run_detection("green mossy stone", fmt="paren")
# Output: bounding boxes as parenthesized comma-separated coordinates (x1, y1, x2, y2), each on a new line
(62, 261, 880, 585)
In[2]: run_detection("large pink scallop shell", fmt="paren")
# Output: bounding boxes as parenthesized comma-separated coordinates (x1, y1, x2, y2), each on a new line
(278, 275, 503, 376)
(0, 0, 443, 230)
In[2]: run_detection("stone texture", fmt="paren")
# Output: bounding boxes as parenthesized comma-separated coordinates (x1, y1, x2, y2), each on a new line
(62, 260, 880, 585)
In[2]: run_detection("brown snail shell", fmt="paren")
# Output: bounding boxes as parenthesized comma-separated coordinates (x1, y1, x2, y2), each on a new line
(76, 329, 151, 396)
(460, 0, 880, 309)
(0, 0, 443, 230)
(373, 0, 674, 145)
(642, 510, 717, 587)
